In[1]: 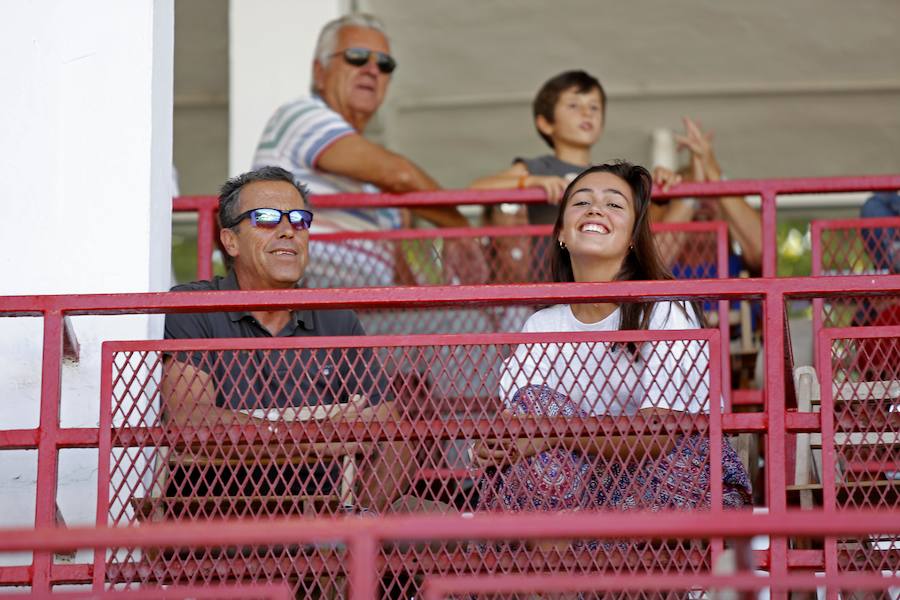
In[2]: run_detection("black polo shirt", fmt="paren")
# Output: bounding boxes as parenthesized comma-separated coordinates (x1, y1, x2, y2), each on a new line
(164, 270, 386, 410)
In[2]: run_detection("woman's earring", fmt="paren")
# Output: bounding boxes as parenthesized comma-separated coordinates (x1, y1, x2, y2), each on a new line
(559, 240, 566, 249)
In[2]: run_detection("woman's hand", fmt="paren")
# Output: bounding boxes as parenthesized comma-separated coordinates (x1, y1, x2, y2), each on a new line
(472, 434, 545, 469)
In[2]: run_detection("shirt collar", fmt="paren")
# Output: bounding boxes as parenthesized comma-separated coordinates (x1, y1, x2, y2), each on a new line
(222, 270, 315, 331)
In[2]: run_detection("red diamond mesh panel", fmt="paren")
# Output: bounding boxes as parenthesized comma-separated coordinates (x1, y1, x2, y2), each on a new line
(103, 333, 743, 596)
(818, 225, 900, 328)
(305, 229, 722, 336)
(829, 335, 899, 573)
(305, 230, 722, 289)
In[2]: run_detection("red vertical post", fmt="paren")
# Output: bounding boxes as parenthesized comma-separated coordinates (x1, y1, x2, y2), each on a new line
(92, 342, 115, 589)
(817, 329, 839, 600)
(761, 189, 778, 279)
(348, 533, 378, 600)
(196, 205, 216, 281)
(716, 220, 732, 410)
(32, 309, 64, 593)
(764, 289, 788, 599)
(810, 220, 824, 359)
(708, 330, 726, 563)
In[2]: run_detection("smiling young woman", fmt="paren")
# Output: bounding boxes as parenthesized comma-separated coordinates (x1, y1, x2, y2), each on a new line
(475, 161, 751, 520)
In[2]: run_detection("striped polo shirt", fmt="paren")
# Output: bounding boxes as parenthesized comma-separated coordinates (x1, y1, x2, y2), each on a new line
(251, 95, 402, 233)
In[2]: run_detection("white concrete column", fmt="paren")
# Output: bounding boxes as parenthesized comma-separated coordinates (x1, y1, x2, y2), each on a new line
(229, 0, 342, 175)
(0, 0, 173, 539)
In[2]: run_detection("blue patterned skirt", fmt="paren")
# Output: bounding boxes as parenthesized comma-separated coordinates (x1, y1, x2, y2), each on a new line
(477, 385, 752, 513)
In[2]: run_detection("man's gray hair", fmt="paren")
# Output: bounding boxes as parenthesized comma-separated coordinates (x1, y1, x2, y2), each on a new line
(218, 166, 309, 230)
(310, 13, 389, 94)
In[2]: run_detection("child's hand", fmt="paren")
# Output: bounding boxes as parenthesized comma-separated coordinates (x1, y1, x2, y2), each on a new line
(527, 175, 568, 205)
(652, 166, 682, 192)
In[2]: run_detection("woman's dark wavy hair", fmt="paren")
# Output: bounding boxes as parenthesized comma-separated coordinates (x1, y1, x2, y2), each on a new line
(550, 160, 704, 331)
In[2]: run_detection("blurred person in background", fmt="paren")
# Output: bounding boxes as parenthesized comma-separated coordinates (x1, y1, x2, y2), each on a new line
(650, 117, 762, 277)
(859, 191, 900, 273)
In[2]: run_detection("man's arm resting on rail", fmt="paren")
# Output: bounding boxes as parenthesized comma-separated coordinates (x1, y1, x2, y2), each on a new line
(160, 358, 359, 457)
(316, 133, 469, 227)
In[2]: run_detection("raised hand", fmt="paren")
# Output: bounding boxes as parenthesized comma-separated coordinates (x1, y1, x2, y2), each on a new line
(652, 166, 682, 192)
(675, 117, 721, 181)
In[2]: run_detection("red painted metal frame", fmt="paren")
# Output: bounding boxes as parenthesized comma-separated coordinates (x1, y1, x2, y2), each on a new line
(16, 583, 294, 600)
(4, 276, 900, 593)
(810, 215, 900, 358)
(816, 323, 900, 597)
(1, 511, 899, 600)
(422, 573, 900, 600)
(310, 219, 726, 242)
(174, 174, 900, 279)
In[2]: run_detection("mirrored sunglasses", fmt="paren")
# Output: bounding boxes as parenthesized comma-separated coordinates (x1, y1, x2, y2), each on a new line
(334, 47, 397, 74)
(229, 208, 313, 231)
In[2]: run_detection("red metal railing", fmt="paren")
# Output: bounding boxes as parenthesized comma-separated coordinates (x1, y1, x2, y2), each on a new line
(302, 221, 727, 288)
(2, 275, 900, 594)
(174, 174, 900, 280)
(98, 328, 726, 597)
(1, 511, 898, 599)
(811, 216, 900, 362)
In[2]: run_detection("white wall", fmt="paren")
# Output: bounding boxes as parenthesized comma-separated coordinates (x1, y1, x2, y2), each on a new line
(229, 0, 342, 175)
(0, 0, 173, 555)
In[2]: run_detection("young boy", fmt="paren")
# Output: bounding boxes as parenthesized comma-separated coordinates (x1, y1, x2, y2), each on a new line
(470, 70, 606, 225)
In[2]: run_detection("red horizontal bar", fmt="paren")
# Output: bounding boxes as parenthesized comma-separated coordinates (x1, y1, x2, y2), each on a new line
(722, 413, 767, 432)
(812, 215, 900, 232)
(173, 175, 900, 211)
(0, 429, 38, 449)
(309, 220, 726, 243)
(721, 413, 823, 434)
(2, 412, 816, 449)
(103, 326, 716, 353)
(48, 583, 293, 600)
(7, 274, 900, 317)
(0, 566, 29, 586)
(785, 412, 820, 432)
(0, 428, 100, 450)
(731, 389, 764, 407)
(752, 549, 826, 570)
(845, 460, 900, 474)
(423, 572, 900, 598)
(2, 510, 898, 553)
(0, 563, 92, 586)
(112, 414, 718, 447)
(821, 324, 900, 340)
(0, 415, 818, 450)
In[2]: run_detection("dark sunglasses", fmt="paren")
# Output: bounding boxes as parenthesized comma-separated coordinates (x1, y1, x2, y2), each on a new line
(227, 208, 313, 231)
(333, 47, 397, 74)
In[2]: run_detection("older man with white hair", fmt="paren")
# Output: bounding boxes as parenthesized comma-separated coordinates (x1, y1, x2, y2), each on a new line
(253, 13, 485, 289)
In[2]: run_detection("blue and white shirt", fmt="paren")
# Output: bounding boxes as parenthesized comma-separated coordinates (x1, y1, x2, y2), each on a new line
(252, 95, 402, 233)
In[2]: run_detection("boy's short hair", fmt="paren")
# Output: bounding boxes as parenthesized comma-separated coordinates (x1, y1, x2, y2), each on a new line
(533, 70, 606, 149)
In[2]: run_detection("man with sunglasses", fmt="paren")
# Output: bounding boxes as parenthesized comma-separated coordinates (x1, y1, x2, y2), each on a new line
(162, 166, 412, 516)
(252, 13, 486, 289)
